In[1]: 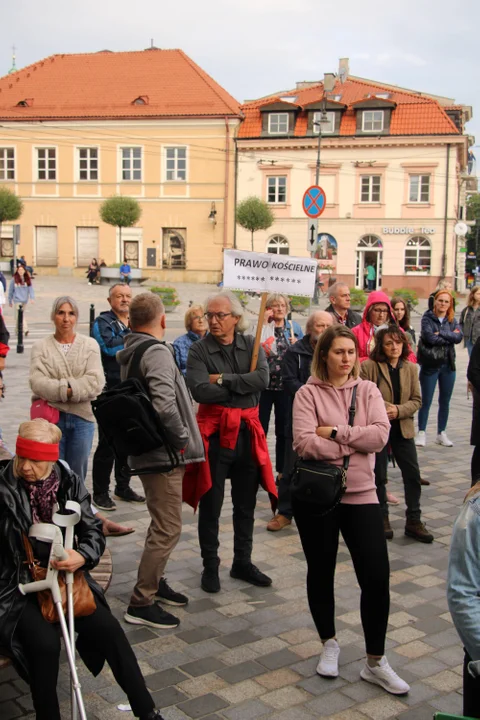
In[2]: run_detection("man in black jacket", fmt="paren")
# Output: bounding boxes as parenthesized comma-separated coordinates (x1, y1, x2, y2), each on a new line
(267, 311, 333, 531)
(325, 282, 362, 328)
(92, 284, 145, 510)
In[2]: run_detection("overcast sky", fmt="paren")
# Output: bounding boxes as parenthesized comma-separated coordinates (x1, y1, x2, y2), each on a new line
(1, 0, 479, 156)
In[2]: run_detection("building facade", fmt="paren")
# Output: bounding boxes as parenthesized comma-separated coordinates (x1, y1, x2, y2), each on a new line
(236, 60, 473, 296)
(0, 49, 242, 281)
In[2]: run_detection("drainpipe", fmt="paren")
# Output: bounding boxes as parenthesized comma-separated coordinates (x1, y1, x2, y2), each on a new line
(233, 135, 239, 249)
(223, 117, 230, 248)
(441, 144, 451, 279)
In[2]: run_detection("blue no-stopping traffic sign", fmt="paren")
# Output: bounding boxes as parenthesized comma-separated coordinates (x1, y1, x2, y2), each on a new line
(302, 185, 326, 218)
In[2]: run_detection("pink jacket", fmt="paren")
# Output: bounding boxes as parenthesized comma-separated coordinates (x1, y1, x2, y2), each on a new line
(292, 376, 390, 504)
(352, 290, 417, 363)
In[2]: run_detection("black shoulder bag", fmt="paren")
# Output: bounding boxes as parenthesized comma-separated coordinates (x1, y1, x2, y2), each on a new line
(291, 385, 357, 514)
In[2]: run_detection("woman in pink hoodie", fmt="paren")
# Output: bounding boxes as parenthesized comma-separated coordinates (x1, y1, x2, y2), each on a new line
(292, 325, 409, 696)
(352, 290, 416, 363)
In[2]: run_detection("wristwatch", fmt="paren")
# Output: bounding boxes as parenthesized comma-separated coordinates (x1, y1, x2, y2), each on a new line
(216, 374, 224, 386)
(330, 426, 338, 439)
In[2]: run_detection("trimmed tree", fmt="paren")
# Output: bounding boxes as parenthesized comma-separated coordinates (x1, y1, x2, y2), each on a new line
(236, 196, 274, 252)
(100, 195, 142, 262)
(0, 187, 24, 244)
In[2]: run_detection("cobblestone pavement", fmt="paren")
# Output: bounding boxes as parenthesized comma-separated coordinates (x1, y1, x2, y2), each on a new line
(0, 277, 471, 719)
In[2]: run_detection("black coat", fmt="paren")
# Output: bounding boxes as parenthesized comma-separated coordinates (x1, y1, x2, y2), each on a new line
(468, 338, 480, 446)
(282, 335, 315, 435)
(325, 304, 362, 329)
(0, 460, 106, 681)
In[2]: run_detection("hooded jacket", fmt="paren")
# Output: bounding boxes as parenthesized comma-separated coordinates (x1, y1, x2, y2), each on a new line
(352, 290, 416, 363)
(325, 304, 362, 329)
(92, 309, 130, 388)
(293, 376, 390, 504)
(117, 333, 204, 471)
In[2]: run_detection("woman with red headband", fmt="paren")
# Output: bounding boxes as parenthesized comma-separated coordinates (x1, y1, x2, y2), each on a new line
(0, 419, 165, 720)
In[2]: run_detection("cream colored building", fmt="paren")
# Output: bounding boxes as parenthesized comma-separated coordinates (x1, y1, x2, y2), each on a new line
(0, 49, 242, 281)
(236, 60, 473, 296)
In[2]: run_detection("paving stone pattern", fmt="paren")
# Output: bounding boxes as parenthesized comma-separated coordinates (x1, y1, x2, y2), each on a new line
(0, 278, 471, 718)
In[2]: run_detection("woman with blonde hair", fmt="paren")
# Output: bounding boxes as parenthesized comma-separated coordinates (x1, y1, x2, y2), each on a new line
(292, 325, 409, 695)
(460, 285, 480, 356)
(173, 304, 207, 376)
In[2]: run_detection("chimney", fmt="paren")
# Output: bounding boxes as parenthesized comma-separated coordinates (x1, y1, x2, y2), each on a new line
(338, 58, 350, 83)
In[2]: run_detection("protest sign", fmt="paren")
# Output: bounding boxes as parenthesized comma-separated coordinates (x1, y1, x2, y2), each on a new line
(223, 249, 317, 298)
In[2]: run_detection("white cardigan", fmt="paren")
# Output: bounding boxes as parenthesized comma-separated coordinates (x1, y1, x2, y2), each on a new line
(30, 334, 104, 422)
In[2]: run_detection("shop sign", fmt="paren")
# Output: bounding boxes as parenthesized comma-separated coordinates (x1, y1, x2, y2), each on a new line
(382, 227, 436, 235)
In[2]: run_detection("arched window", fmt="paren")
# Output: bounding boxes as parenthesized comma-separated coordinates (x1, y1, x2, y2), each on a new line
(405, 236, 431, 272)
(267, 235, 289, 255)
(357, 235, 383, 249)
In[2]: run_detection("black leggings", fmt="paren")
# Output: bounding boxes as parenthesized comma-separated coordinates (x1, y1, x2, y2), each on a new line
(464, 651, 480, 718)
(15, 595, 154, 720)
(293, 501, 390, 656)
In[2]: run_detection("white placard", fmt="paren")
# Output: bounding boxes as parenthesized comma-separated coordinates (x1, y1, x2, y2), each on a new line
(223, 250, 317, 297)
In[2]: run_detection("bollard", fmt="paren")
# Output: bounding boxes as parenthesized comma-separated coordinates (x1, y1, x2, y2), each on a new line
(89, 304, 95, 337)
(17, 303, 24, 354)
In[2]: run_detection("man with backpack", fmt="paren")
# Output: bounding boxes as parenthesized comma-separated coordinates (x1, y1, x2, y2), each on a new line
(116, 292, 204, 629)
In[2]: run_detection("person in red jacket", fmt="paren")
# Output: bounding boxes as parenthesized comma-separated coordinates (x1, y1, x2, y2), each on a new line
(352, 291, 416, 363)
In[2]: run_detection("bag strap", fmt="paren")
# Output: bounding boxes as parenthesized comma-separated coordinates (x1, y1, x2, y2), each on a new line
(128, 338, 163, 382)
(342, 385, 357, 473)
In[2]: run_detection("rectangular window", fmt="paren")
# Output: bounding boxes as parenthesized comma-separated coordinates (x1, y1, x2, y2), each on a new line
(121, 147, 142, 181)
(0, 148, 15, 180)
(362, 110, 384, 132)
(37, 148, 56, 181)
(78, 148, 98, 181)
(409, 174, 430, 203)
(268, 113, 289, 134)
(313, 111, 335, 134)
(267, 176, 287, 204)
(166, 147, 187, 181)
(360, 175, 381, 203)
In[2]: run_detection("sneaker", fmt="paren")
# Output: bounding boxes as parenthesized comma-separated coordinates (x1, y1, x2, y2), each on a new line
(124, 604, 179, 629)
(316, 638, 340, 677)
(405, 521, 434, 544)
(386, 492, 400, 505)
(201, 567, 221, 594)
(360, 656, 410, 695)
(140, 711, 165, 720)
(266, 514, 292, 532)
(383, 516, 393, 540)
(230, 563, 272, 587)
(93, 493, 116, 511)
(114, 487, 146, 503)
(415, 431, 426, 447)
(155, 577, 189, 606)
(435, 432, 453, 447)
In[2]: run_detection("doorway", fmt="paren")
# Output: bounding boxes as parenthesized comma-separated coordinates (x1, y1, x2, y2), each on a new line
(355, 236, 383, 290)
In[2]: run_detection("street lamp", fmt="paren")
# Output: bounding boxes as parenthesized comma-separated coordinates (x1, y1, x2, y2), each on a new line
(313, 109, 331, 185)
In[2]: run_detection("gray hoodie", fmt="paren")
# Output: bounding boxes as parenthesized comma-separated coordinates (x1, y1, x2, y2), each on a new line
(117, 332, 204, 472)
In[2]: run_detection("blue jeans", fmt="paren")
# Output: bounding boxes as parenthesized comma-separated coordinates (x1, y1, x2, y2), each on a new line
(418, 364, 456, 433)
(57, 412, 95, 482)
(466, 340, 475, 357)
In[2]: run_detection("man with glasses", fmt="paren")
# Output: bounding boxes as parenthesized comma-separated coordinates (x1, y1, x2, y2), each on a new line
(185, 291, 277, 594)
(352, 291, 416, 363)
(325, 283, 362, 329)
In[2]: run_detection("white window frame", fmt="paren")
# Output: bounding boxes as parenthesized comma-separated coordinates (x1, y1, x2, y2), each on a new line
(77, 147, 99, 182)
(360, 175, 381, 203)
(268, 113, 289, 135)
(362, 110, 384, 132)
(0, 147, 15, 181)
(37, 147, 57, 181)
(312, 111, 335, 134)
(165, 146, 187, 182)
(121, 146, 142, 181)
(266, 235, 289, 255)
(409, 174, 430, 203)
(267, 176, 287, 204)
(404, 236, 431, 272)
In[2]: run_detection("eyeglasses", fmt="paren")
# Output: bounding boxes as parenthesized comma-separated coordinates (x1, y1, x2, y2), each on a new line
(205, 312, 232, 321)
(371, 308, 389, 315)
(191, 315, 204, 321)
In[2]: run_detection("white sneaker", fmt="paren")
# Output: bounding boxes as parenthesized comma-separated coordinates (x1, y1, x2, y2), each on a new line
(316, 638, 340, 677)
(360, 656, 410, 695)
(436, 432, 453, 447)
(414, 431, 426, 447)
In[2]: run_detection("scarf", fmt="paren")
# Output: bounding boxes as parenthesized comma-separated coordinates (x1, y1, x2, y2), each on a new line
(22, 469, 60, 523)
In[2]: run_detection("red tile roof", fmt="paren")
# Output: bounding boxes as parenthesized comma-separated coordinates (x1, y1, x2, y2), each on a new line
(239, 76, 459, 138)
(0, 49, 242, 121)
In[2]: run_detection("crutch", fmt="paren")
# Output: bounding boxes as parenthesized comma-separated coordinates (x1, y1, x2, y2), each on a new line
(18, 523, 87, 720)
(53, 501, 82, 720)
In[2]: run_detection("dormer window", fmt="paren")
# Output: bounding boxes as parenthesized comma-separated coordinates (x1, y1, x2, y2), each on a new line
(16, 98, 33, 107)
(313, 111, 335, 134)
(132, 96, 149, 106)
(362, 110, 384, 132)
(268, 113, 289, 134)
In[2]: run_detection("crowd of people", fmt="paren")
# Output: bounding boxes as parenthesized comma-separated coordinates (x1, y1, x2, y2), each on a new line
(0, 276, 480, 718)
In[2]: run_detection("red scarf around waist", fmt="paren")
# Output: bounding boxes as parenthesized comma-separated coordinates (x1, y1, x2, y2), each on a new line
(183, 404, 277, 512)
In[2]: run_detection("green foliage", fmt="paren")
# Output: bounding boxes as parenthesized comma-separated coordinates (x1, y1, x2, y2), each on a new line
(290, 295, 310, 311)
(151, 286, 180, 308)
(236, 196, 274, 250)
(100, 195, 141, 228)
(232, 290, 250, 308)
(349, 287, 367, 308)
(391, 288, 419, 307)
(467, 194, 480, 222)
(0, 187, 23, 224)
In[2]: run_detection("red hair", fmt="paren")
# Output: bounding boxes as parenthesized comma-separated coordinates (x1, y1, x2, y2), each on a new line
(434, 290, 455, 322)
(14, 269, 32, 287)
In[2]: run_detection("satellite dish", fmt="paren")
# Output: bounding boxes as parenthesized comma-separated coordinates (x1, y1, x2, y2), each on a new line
(454, 222, 468, 237)
(339, 67, 347, 84)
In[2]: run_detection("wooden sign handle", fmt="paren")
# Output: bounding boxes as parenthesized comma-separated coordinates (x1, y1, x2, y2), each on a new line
(250, 292, 268, 372)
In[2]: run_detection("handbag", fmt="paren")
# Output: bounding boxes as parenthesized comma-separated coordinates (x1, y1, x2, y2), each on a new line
(30, 399, 60, 424)
(416, 337, 446, 368)
(22, 533, 96, 623)
(291, 386, 357, 514)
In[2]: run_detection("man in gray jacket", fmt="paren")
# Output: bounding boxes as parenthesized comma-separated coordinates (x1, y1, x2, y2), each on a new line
(117, 292, 204, 630)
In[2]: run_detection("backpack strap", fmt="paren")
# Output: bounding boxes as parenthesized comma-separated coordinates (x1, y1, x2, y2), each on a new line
(342, 385, 357, 473)
(127, 338, 163, 382)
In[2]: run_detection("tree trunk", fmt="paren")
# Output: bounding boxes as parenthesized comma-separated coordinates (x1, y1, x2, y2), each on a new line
(251, 230, 254, 252)
(119, 226, 123, 263)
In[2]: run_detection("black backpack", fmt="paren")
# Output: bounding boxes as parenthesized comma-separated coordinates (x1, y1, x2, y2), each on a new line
(91, 338, 179, 475)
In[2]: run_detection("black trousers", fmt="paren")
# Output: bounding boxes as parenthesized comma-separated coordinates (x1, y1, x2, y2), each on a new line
(374, 428, 421, 522)
(472, 446, 480, 487)
(259, 389, 289, 473)
(198, 428, 260, 567)
(464, 651, 480, 718)
(92, 423, 131, 496)
(293, 501, 390, 656)
(15, 595, 154, 720)
(276, 435, 296, 519)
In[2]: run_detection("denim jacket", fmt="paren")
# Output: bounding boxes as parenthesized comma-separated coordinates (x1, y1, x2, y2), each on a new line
(447, 489, 480, 677)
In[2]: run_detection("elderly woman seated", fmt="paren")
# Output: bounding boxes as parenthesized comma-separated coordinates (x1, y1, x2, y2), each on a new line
(0, 419, 164, 720)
